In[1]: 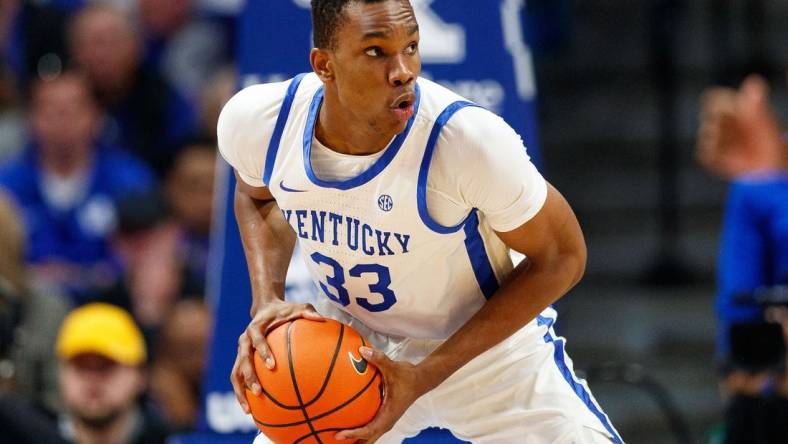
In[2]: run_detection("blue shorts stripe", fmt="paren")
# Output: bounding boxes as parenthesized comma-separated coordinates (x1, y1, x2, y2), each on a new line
(537, 315, 624, 444)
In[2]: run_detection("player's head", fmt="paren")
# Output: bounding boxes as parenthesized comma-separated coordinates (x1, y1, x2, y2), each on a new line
(312, 0, 390, 50)
(310, 0, 420, 135)
(56, 303, 147, 428)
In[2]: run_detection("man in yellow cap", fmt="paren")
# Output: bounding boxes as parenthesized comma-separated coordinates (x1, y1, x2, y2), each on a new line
(55, 303, 170, 444)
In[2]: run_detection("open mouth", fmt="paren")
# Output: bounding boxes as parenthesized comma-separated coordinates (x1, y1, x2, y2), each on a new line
(396, 98, 413, 109)
(391, 92, 416, 110)
(391, 92, 416, 121)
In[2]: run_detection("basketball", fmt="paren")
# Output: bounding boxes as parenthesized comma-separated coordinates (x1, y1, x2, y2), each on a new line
(245, 318, 384, 444)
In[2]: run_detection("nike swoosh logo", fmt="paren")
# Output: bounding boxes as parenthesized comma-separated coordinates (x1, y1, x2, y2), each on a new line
(348, 351, 368, 375)
(279, 180, 306, 193)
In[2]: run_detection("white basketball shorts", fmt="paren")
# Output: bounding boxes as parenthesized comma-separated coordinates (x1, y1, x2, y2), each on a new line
(252, 307, 622, 443)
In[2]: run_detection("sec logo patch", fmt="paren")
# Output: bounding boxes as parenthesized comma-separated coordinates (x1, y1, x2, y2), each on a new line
(378, 194, 393, 212)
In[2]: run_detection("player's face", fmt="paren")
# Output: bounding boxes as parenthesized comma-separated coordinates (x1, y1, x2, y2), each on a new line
(326, 0, 420, 135)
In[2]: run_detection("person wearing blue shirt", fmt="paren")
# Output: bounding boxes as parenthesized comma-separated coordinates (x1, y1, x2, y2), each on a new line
(698, 74, 788, 357)
(715, 173, 788, 444)
(697, 73, 788, 443)
(68, 4, 197, 177)
(0, 71, 155, 304)
(717, 173, 788, 353)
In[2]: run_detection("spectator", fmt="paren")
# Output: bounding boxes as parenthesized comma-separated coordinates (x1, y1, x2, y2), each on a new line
(149, 299, 212, 431)
(697, 73, 788, 443)
(164, 139, 216, 296)
(697, 73, 788, 356)
(109, 140, 216, 333)
(0, 72, 155, 304)
(0, 189, 70, 416)
(138, 0, 230, 101)
(69, 4, 197, 176)
(111, 189, 179, 332)
(55, 302, 171, 444)
(716, 175, 788, 357)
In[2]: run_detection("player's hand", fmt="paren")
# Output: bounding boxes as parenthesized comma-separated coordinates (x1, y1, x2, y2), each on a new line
(334, 347, 430, 443)
(230, 299, 323, 413)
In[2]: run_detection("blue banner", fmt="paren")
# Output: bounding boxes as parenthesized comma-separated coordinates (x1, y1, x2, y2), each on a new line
(195, 1, 540, 442)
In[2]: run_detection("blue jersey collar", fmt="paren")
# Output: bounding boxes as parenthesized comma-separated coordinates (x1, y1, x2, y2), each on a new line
(302, 83, 421, 190)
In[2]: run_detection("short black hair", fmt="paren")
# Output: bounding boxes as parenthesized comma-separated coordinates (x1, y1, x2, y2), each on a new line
(311, 0, 388, 49)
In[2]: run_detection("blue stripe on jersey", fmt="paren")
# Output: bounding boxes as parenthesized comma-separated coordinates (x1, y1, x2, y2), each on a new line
(263, 73, 307, 185)
(463, 210, 499, 300)
(301, 84, 421, 190)
(417, 100, 481, 234)
(537, 315, 624, 444)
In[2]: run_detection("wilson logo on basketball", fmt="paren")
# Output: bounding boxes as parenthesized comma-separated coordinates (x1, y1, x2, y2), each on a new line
(348, 351, 368, 375)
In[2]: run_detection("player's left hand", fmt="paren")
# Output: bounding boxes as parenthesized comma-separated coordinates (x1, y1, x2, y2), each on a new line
(334, 346, 430, 443)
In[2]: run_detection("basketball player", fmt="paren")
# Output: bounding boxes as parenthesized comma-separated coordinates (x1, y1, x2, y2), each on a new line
(218, 0, 622, 442)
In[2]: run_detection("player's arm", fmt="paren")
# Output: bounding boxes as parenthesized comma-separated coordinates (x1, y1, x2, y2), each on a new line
(217, 81, 323, 414)
(231, 175, 324, 414)
(416, 182, 585, 386)
(233, 175, 292, 315)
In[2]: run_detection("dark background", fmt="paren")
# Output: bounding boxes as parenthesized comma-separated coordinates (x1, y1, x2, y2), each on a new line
(530, 0, 787, 442)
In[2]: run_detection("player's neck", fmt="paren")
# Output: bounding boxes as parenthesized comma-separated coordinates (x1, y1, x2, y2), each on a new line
(315, 99, 395, 156)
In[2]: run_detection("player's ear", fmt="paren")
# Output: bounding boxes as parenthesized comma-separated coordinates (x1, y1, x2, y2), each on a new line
(310, 48, 333, 82)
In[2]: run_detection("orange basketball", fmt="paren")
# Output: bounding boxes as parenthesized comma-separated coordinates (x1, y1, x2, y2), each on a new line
(245, 318, 384, 444)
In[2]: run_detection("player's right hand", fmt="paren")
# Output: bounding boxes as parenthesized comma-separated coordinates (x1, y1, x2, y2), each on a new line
(231, 299, 324, 413)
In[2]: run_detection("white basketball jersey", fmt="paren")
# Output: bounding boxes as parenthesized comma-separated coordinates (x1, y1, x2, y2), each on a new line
(265, 73, 519, 339)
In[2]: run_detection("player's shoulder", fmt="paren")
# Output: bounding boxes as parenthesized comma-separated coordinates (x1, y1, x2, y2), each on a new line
(217, 73, 321, 173)
(219, 73, 321, 132)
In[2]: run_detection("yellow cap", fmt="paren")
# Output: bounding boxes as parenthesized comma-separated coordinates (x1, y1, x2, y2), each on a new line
(56, 303, 147, 365)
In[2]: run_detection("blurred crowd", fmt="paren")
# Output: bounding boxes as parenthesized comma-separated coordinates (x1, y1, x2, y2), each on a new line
(0, 0, 236, 442)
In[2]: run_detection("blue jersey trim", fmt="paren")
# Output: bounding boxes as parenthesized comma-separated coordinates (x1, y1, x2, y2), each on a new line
(417, 101, 481, 234)
(537, 315, 624, 444)
(262, 73, 307, 185)
(302, 83, 421, 190)
(463, 211, 499, 300)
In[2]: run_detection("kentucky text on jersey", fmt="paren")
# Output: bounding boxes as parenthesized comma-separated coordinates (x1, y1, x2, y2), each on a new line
(281, 208, 411, 256)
